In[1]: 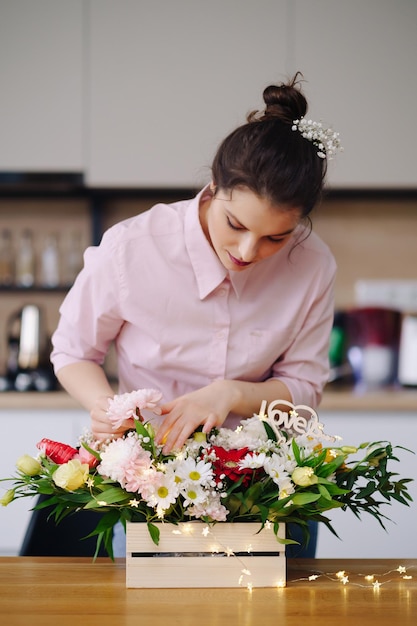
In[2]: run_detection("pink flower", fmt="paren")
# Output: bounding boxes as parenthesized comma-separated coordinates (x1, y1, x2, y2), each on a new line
(123, 452, 154, 493)
(97, 433, 152, 488)
(75, 445, 99, 469)
(107, 388, 162, 429)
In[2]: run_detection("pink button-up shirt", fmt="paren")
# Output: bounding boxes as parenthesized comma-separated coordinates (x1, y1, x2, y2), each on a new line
(51, 188, 336, 423)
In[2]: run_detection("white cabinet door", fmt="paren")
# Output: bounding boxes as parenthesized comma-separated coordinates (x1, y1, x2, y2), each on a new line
(0, 409, 90, 555)
(315, 410, 417, 558)
(292, 0, 417, 188)
(86, 0, 288, 187)
(0, 0, 84, 172)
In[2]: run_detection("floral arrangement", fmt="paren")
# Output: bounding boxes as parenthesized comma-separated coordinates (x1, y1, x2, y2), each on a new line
(1, 390, 413, 559)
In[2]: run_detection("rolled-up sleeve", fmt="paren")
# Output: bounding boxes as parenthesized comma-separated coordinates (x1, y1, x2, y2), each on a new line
(51, 225, 126, 374)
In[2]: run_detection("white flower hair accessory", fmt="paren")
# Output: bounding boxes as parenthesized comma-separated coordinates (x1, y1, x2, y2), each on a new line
(292, 117, 342, 159)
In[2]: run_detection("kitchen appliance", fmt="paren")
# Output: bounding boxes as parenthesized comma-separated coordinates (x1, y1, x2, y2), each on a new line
(3, 304, 56, 391)
(398, 313, 417, 387)
(345, 306, 401, 388)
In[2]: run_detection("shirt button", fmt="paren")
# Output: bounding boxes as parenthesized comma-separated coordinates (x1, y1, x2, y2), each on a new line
(216, 331, 225, 339)
(218, 288, 226, 296)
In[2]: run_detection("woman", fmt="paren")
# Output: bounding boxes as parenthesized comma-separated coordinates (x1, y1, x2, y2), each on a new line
(51, 74, 341, 556)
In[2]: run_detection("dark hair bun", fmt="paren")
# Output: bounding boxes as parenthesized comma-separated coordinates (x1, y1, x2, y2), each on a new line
(248, 73, 308, 124)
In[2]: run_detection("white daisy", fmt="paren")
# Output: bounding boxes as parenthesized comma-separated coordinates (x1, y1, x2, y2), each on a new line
(174, 457, 213, 487)
(180, 484, 207, 507)
(145, 472, 179, 512)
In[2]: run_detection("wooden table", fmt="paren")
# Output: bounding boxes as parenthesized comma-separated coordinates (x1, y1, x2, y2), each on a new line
(0, 557, 416, 625)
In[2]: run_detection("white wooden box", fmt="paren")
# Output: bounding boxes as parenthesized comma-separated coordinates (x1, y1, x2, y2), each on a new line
(126, 521, 286, 588)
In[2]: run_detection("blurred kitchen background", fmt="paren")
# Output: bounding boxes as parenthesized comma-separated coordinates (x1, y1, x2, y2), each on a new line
(0, 1, 416, 558)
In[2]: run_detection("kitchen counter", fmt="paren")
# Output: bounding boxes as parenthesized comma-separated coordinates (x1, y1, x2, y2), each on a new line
(0, 385, 416, 411)
(0, 557, 415, 625)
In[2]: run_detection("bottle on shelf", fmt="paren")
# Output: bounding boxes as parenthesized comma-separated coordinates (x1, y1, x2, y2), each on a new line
(40, 232, 60, 288)
(15, 228, 35, 287)
(63, 229, 84, 285)
(0, 228, 14, 286)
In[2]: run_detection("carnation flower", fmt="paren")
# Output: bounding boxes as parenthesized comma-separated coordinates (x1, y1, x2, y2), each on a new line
(107, 388, 162, 429)
(186, 492, 229, 522)
(98, 433, 146, 487)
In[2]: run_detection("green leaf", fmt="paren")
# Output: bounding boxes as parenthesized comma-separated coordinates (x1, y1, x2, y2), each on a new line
(291, 492, 321, 506)
(262, 421, 277, 442)
(81, 441, 101, 461)
(84, 486, 128, 507)
(135, 419, 150, 439)
(147, 522, 160, 545)
(315, 454, 346, 477)
(317, 484, 332, 501)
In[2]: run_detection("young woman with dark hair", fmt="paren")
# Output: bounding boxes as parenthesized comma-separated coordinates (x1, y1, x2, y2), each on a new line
(51, 74, 341, 556)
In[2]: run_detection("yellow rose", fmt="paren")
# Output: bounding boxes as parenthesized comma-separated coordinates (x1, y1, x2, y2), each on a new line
(16, 454, 42, 476)
(53, 459, 89, 491)
(292, 466, 318, 487)
(0, 489, 15, 506)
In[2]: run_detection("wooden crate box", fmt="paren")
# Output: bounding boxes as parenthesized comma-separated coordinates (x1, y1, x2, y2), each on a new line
(126, 521, 286, 588)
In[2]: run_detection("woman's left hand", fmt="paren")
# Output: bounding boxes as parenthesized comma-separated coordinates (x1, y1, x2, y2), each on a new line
(155, 380, 240, 454)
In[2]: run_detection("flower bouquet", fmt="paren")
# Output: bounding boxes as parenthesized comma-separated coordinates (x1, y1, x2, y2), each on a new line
(1, 390, 413, 563)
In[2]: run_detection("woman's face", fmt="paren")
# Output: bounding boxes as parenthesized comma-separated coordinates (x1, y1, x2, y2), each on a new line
(200, 186, 302, 272)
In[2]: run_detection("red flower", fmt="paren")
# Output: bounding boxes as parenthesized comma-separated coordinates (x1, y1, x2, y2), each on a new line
(208, 446, 254, 486)
(37, 439, 78, 465)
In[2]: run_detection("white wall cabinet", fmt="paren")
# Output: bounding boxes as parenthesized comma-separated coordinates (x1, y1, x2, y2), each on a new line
(87, 0, 417, 188)
(315, 410, 417, 559)
(0, 0, 84, 172)
(1, 1, 416, 186)
(291, 0, 417, 188)
(0, 409, 90, 556)
(86, 0, 288, 187)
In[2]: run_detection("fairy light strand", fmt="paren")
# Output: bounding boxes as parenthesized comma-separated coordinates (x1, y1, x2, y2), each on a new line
(167, 525, 414, 592)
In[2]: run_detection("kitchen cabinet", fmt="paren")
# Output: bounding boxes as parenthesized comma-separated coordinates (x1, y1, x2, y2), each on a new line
(0, 408, 90, 556)
(1, 1, 416, 188)
(87, 0, 417, 188)
(86, 0, 288, 187)
(0, 0, 84, 172)
(291, 0, 417, 188)
(315, 410, 417, 559)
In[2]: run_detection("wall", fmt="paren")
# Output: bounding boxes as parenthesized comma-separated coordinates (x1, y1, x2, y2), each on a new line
(313, 194, 417, 309)
(315, 410, 417, 559)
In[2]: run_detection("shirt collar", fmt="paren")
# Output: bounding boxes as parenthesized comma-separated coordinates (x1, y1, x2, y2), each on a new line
(185, 187, 228, 300)
(184, 187, 265, 300)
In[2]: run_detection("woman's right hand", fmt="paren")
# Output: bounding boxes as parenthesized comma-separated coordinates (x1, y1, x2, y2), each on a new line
(90, 394, 134, 441)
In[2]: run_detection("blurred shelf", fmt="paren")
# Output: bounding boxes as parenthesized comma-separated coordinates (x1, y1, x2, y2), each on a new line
(321, 385, 417, 412)
(0, 286, 71, 294)
(0, 391, 85, 411)
(0, 386, 416, 413)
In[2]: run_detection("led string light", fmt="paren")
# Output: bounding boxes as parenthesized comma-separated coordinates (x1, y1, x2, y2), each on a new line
(167, 522, 416, 593)
(169, 522, 286, 591)
(168, 524, 415, 592)
(291, 564, 415, 591)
